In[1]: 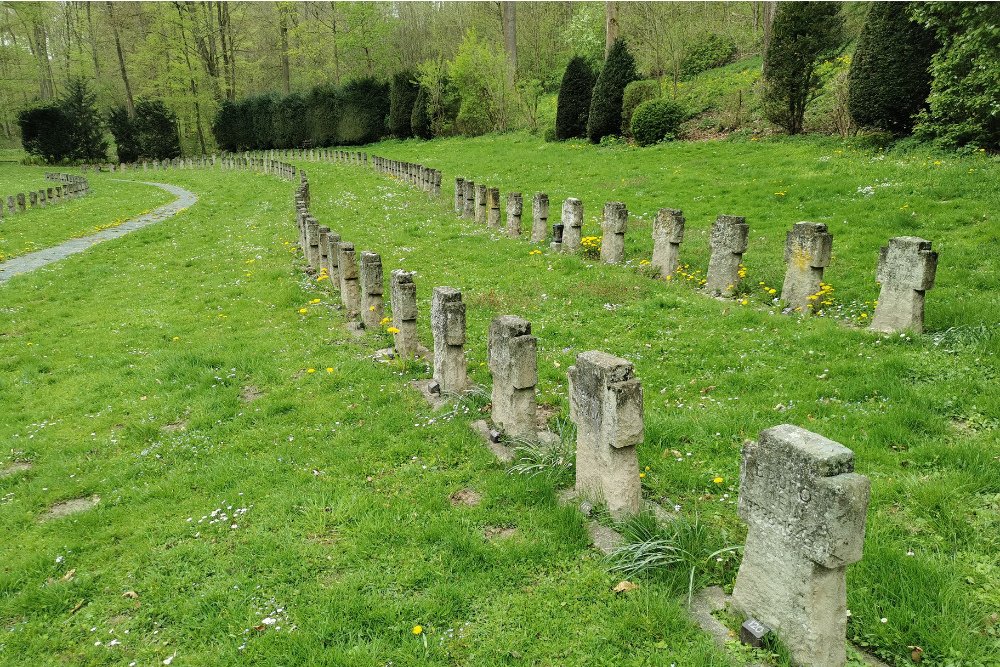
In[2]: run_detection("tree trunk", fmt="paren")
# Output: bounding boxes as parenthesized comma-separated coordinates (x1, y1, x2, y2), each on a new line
(762, 2, 777, 57)
(86, 2, 101, 79)
(279, 6, 291, 94)
(216, 1, 233, 100)
(501, 1, 516, 84)
(174, 2, 206, 154)
(604, 1, 619, 60)
(329, 2, 341, 85)
(106, 1, 135, 117)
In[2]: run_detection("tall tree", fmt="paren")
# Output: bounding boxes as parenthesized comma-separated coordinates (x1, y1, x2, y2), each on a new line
(106, 2, 134, 117)
(501, 1, 517, 84)
(278, 4, 291, 95)
(604, 1, 619, 59)
(587, 37, 638, 142)
(763, 2, 844, 135)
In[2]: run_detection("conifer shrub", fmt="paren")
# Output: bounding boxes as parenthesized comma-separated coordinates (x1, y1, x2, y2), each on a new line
(630, 98, 686, 146)
(389, 70, 419, 138)
(587, 39, 638, 143)
(621, 79, 660, 136)
(59, 78, 109, 161)
(108, 106, 140, 163)
(848, 3, 935, 135)
(763, 2, 844, 135)
(681, 33, 737, 78)
(338, 78, 390, 145)
(109, 100, 181, 162)
(247, 94, 277, 149)
(410, 86, 433, 139)
(18, 104, 74, 163)
(554, 56, 596, 140)
(305, 84, 341, 147)
(273, 93, 308, 148)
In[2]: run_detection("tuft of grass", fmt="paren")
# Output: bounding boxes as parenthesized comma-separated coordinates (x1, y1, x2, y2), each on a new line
(506, 418, 575, 486)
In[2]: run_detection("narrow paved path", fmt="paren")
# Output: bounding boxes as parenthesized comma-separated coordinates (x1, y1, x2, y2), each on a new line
(0, 181, 197, 284)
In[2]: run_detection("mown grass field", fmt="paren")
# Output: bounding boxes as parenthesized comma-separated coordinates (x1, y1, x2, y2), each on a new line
(1, 133, 998, 666)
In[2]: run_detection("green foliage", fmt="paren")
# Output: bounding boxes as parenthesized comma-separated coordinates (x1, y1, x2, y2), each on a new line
(848, 3, 936, 135)
(108, 100, 181, 162)
(338, 78, 390, 145)
(273, 93, 308, 148)
(586, 38, 639, 143)
(560, 7, 604, 66)
(19, 79, 107, 163)
(763, 2, 845, 135)
(449, 30, 514, 135)
(305, 85, 342, 147)
(388, 70, 419, 139)
(554, 56, 596, 140)
(630, 98, 686, 146)
(680, 33, 737, 79)
(210, 100, 243, 152)
(912, 3, 1000, 150)
(247, 94, 277, 149)
(621, 79, 660, 136)
(17, 105, 74, 164)
(410, 86, 432, 140)
(415, 58, 461, 138)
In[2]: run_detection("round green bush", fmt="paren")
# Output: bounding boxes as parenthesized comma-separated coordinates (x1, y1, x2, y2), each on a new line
(630, 99, 686, 146)
(681, 33, 737, 79)
(621, 79, 660, 136)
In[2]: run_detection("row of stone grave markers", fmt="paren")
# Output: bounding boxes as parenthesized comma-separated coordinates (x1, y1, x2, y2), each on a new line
(289, 166, 872, 667)
(82, 154, 303, 182)
(0, 173, 89, 220)
(370, 156, 442, 197)
(449, 174, 939, 334)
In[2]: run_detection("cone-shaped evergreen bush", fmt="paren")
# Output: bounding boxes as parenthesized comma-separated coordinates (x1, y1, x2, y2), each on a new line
(554, 56, 596, 140)
(586, 39, 638, 143)
(848, 2, 936, 135)
(410, 86, 433, 139)
(389, 71, 419, 138)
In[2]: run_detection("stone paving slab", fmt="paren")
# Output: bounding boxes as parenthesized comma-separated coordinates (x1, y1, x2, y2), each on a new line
(0, 181, 196, 283)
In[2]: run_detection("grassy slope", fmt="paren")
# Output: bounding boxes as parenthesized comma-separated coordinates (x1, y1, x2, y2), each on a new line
(0, 168, 174, 261)
(0, 167, 730, 666)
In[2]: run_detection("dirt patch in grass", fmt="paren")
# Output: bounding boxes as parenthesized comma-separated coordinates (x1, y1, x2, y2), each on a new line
(41, 495, 100, 521)
(162, 419, 187, 432)
(536, 404, 560, 431)
(0, 462, 32, 478)
(484, 525, 516, 541)
(449, 488, 482, 507)
(241, 385, 264, 403)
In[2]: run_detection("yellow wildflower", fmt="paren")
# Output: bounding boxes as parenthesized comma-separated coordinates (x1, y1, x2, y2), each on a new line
(712, 476, 724, 484)
(387, 326, 400, 334)
(412, 625, 423, 635)
(307, 368, 316, 374)
(298, 308, 308, 314)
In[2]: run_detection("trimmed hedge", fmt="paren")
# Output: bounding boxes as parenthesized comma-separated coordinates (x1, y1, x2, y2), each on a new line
(18, 104, 74, 163)
(109, 100, 181, 162)
(630, 98, 686, 146)
(587, 39, 638, 143)
(621, 79, 660, 136)
(411, 86, 433, 139)
(554, 56, 596, 140)
(389, 71, 419, 138)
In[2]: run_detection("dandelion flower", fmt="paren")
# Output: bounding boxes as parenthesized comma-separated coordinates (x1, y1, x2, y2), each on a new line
(412, 625, 423, 635)
(380, 317, 391, 326)
(310, 298, 321, 304)
(298, 308, 308, 315)
(326, 367, 334, 373)
(307, 368, 316, 374)
(713, 476, 724, 484)
(369, 305, 376, 311)
(387, 326, 400, 335)
(639, 473, 646, 479)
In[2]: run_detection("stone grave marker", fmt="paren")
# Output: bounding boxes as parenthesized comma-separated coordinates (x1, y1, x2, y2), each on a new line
(463, 180, 475, 219)
(706, 214, 749, 296)
(562, 198, 583, 253)
(568, 351, 643, 519)
(652, 208, 685, 277)
(359, 251, 385, 329)
(390, 270, 419, 360)
(506, 192, 523, 238)
(732, 424, 870, 667)
(487, 187, 501, 229)
(781, 222, 833, 314)
(870, 236, 937, 334)
(531, 193, 549, 243)
(488, 316, 537, 439)
(337, 242, 362, 320)
(431, 287, 470, 393)
(600, 201, 628, 264)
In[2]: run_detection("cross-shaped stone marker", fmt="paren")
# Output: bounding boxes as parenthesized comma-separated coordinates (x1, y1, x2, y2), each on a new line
(732, 424, 870, 667)
(488, 316, 538, 439)
(431, 287, 470, 394)
(705, 214, 749, 296)
(390, 270, 419, 360)
(600, 201, 628, 264)
(475, 184, 487, 224)
(562, 198, 584, 253)
(337, 242, 361, 320)
(531, 193, 549, 243)
(870, 236, 937, 334)
(506, 192, 523, 238)
(652, 208, 685, 278)
(487, 187, 501, 229)
(463, 180, 475, 219)
(568, 351, 644, 520)
(359, 251, 385, 329)
(781, 222, 833, 313)
(324, 230, 342, 289)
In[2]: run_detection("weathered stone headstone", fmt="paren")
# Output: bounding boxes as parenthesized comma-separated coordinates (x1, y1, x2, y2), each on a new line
(337, 242, 362, 320)
(431, 287, 470, 394)
(705, 215, 749, 296)
(488, 316, 538, 439)
(475, 184, 487, 224)
(390, 270, 419, 360)
(651, 208, 685, 277)
(433, 170, 442, 197)
(7, 195, 15, 215)
(870, 236, 937, 334)
(781, 222, 833, 314)
(550, 223, 564, 253)
(600, 201, 628, 264)
(568, 351, 643, 520)
(506, 192, 523, 238)
(324, 230, 342, 289)
(29, 191, 37, 208)
(562, 198, 583, 253)
(359, 251, 385, 329)
(463, 180, 475, 219)
(318, 226, 331, 278)
(306, 216, 321, 272)
(531, 193, 549, 243)
(487, 187, 501, 229)
(732, 424, 870, 667)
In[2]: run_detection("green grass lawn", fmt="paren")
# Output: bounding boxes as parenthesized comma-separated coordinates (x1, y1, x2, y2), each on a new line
(1, 134, 997, 666)
(0, 170, 174, 261)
